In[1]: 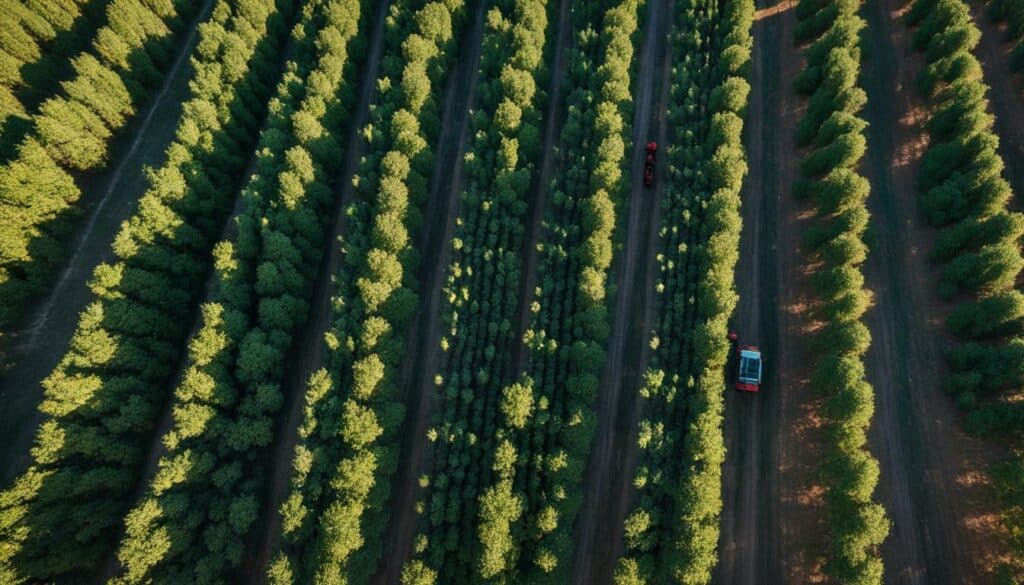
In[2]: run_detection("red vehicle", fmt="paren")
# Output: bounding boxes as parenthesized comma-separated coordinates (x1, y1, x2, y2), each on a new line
(644, 142, 657, 186)
(728, 331, 763, 392)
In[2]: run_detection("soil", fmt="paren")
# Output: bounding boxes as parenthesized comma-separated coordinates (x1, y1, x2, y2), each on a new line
(0, 0, 216, 484)
(860, 0, 1013, 582)
(369, 3, 490, 582)
(243, 0, 392, 580)
(569, 0, 674, 582)
(714, 1, 829, 584)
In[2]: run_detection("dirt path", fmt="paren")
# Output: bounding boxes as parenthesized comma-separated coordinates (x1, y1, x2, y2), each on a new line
(569, 0, 673, 582)
(970, 4, 1024, 203)
(369, 3, 489, 583)
(0, 0, 215, 484)
(509, 0, 571, 375)
(714, 2, 828, 584)
(243, 1, 391, 580)
(861, 0, 1012, 582)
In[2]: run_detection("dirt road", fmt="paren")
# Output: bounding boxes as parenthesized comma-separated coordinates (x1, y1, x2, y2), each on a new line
(569, 0, 673, 582)
(0, 0, 215, 484)
(244, 1, 391, 580)
(714, 2, 828, 584)
(369, 3, 489, 582)
(861, 0, 1012, 582)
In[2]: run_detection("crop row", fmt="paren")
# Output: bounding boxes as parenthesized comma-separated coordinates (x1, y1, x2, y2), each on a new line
(615, 1, 751, 583)
(0, 0, 107, 152)
(0, 0, 202, 331)
(0, 0, 295, 581)
(988, 0, 1024, 71)
(400, 0, 552, 582)
(110, 1, 372, 582)
(269, 0, 471, 583)
(473, 0, 640, 581)
(792, 0, 890, 582)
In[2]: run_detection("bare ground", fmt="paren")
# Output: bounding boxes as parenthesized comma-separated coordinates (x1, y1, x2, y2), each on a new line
(0, 0, 216, 485)
(369, 3, 489, 582)
(569, 0, 673, 582)
(243, 0, 392, 580)
(861, 0, 1013, 582)
(715, 1, 828, 584)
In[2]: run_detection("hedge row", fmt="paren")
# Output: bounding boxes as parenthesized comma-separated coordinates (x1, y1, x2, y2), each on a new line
(109, 1, 369, 582)
(399, 1, 552, 583)
(0, 1, 295, 581)
(0, 0, 108, 152)
(0, 0, 202, 332)
(268, 1, 470, 583)
(473, 0, 639, 581)
(988, 0, 1024, 72)
(905, 0, 1024, 417)
(793, 0, 890, 583)
(614, 1, 752, 583)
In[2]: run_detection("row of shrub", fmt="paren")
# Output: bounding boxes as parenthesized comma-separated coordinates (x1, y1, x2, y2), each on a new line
(906, 0, 1024, 574)
(399, 1, 552, 583)
(792, 0, 890, 583)
(109, 1, 370, 582)
(988, 0, 1024, 72)
(0, 0, 109, 153)
(613, 1, 752, 583)
(0, 1, 295, 581)
(0, 0, 202, 332)
(473, 0, 640, 581)
(904, 0, 1024, 417)
(267, 1, 470, 583)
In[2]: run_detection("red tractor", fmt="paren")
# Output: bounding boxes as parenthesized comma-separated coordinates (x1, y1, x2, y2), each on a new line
(644, 142, 657, 186)
(728, 331, 763, 392)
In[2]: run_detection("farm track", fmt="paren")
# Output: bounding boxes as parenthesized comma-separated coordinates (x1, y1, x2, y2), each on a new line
(715, 1, 827, 584)
(0, 0, 216, 485)
(569, 0, 672, 582)
(243, 0, 392, 580)
(509, 0, 572, 376)
(861, 0, 1012, 582)
(970, 4, 1024, 203)
(369, 2, 490, 582)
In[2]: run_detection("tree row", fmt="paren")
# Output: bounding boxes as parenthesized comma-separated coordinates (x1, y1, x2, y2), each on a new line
(0, 0, 296, 580)
(269, 0, 471, 583)
(615, 1, 752, 583)
(793, 0, 890, 582)
(0, 0, 201, 333)
(110, 0, 371, 582)
(400, 0, 552, 582)
(473, 0, 640, 581)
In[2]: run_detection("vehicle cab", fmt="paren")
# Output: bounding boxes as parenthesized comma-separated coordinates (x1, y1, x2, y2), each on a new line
(736, 346, 763, 392)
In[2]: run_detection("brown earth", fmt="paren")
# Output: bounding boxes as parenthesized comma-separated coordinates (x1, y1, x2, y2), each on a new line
(369, 2, 490, 582)
(243, 0, 392, 580)
(715, 1, 828, 584)
(860, 0, 1013, 582)
(0, 0, 217, 484)
(569, 0, 674, 582)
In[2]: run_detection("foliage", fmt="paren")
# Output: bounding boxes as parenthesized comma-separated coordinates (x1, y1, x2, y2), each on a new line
(270, 0, 471, 582)
(0, 1, 294, 581)
(110, 1, 368, 582)
(615, 0, 753, 582)
(398, 0, 552, 581)
(792, 1, 891, 583)
(0, 0, 203, 332)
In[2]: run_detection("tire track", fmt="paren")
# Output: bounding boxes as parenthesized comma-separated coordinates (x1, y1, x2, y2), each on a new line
(570, 0, 672, 582)
(370, 3, 489, 582)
